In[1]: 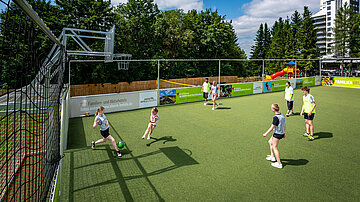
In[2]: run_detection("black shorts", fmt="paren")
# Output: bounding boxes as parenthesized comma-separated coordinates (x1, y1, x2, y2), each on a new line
(203, 92, 208, 99)
(100, 128, 110, 138)
(287, 101, 293, 110)
(273, 133, 285, 140)
(304, 113, 315, 120)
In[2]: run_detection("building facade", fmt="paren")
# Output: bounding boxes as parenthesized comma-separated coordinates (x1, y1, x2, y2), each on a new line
(312, 0, 359, 56)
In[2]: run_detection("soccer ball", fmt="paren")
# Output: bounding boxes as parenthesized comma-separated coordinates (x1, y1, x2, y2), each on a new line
(117, 141, 125, 148)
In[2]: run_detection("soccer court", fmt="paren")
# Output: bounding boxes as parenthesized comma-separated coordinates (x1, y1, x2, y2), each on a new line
(61, 86, 360, 201)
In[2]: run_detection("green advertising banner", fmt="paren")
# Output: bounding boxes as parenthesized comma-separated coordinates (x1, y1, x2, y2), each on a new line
(176, 87, 203, 103)
(272, 80, 288, 92)
(303, 77, 315, 87)
(231, 83, 253, 96)
(333, 77, 360, 88)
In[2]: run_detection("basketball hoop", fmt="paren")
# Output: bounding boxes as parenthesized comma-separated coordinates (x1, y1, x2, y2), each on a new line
(113, 53, 132, 70)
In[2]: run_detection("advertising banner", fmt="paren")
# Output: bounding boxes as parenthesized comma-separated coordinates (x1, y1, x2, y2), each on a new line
(333, 77, 360, 88)
(220, 84, 232, 97)
(139, 91, 158, 108)
(231, 83, 253, 96)
(263, 81, 272, 93)
(315, 76, 321, 86)
(176, 87, 203, 103)
(160, 89, 176, 105)
(272, 80, 288, 92)
(296, 78, 303, 89)
(253, 82, 263, 94)
(303, 77, 315, 87)
(70, 92, 139, 117)
(288, 78, 296, 89)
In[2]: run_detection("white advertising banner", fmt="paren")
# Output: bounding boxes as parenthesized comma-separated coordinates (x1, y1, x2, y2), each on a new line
(253, 82, 263, 94)
(289, 78, 296, 89)
(315, 76, 321, 86)
(139, 91, 158, 108)
(70, 92, 139, 117)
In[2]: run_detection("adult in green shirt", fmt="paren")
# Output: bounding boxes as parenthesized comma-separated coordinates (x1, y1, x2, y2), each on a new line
(202, 78, 210, 105)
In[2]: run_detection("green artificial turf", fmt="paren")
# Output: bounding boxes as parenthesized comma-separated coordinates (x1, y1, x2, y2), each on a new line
(61, 86, 360, 201)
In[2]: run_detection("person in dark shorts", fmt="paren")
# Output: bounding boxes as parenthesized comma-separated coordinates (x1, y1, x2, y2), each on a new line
(202, 78, 210, 105)
(300, 86, 316, 141)
(92, 106, 122, 157)
(284, 81, 294, 116)
(263, 104, 286, 169)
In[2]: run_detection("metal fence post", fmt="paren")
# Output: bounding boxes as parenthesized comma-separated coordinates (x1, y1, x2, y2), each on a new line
(319, 59, 321, 77)
(295, 60, 297, 79)
(157, 60, 160, 106)
(262, 59, 264, 82)
(157, 60, 160, 90)
(218, 60, 221, 84)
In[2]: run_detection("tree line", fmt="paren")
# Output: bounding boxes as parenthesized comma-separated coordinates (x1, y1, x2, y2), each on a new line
(0, 0, 246, 87)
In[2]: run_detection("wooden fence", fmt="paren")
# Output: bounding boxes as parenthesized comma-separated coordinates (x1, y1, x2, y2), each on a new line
(70, 76, 238, 97)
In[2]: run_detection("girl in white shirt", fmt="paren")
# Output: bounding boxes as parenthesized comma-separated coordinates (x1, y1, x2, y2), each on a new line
(142, 107, 159, 140)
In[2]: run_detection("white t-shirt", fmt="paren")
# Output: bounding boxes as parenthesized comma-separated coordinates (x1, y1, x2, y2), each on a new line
(285, 86, 294, 101)
(202, 82, 209, 93)
(95, 114, 109, 131)
(211, 85, 218, 94)
(150, 113, 159, 126)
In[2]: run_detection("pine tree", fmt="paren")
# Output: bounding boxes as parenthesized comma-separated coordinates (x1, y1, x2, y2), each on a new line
(299, 6, 318, 76)
(250, 24, 264, 59)
(250, 24, 264, 76)
(263, 23, 271, 57)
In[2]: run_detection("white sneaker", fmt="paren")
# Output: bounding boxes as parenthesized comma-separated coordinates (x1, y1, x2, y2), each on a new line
(212, 107, 215, 110)
(142, 135, 146, 139)
(216, 103, 219, 108)
(147, 136, 151, 140)
(117, 151, 122, 157)
(204, 102, 207, 106)
(271, 162, 283, 169)
(266, 156, 276, 161)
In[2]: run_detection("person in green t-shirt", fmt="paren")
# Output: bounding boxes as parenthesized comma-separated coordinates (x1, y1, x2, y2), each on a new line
(201, 78, 210, 106)
(300, 86, 316, 141)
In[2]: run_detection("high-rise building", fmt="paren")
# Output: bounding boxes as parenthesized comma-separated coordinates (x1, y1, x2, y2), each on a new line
(312, 0, 359, 56)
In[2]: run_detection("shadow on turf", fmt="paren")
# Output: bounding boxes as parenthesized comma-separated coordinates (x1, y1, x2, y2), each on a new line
(216, 107, 231, 110)
(281, 159, 309, 167)
(146, 136, 177, 147)
(314, 132, 333, 139)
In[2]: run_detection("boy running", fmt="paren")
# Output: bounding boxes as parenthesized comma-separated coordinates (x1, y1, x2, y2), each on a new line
(202, 78, 210, 105)
(300, 86, 316, 141)
(263, 104, 286, 169)
(284, 81, 294, 116)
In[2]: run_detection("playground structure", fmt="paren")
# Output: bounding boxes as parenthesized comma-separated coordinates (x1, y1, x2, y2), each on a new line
(264, 61, 303, 81)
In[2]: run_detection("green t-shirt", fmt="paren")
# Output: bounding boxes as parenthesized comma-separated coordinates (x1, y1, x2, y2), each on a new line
(303, 94, 316, 113)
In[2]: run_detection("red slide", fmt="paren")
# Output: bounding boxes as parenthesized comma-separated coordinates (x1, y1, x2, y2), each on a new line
(264, 68, 288, 81)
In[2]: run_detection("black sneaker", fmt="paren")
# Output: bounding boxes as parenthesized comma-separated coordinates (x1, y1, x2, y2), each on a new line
(117, 151, 122, 157)
(91, 141, 95, 150)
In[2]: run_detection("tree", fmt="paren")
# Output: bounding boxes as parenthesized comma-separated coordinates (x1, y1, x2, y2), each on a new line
(263, 23, 271, 56)
(349, 13, 360, 58)
(55, 0, 114, 31)
(299, 6, 318, 76)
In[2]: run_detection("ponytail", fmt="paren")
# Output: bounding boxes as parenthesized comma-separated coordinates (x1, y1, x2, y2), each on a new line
(95, 106, 104, 116)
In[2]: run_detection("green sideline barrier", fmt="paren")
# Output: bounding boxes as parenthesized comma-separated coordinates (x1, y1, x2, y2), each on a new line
(71, 77, 321, 113)
(231, 83, 253, 96)
(176, 87, 203, 103)
(303, 77, 315, 87)
(272, 80, 288, 92)
(332, 77, 360, 88)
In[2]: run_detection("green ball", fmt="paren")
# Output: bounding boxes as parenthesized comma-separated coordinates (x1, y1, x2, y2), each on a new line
(117, 141, 125, 148)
